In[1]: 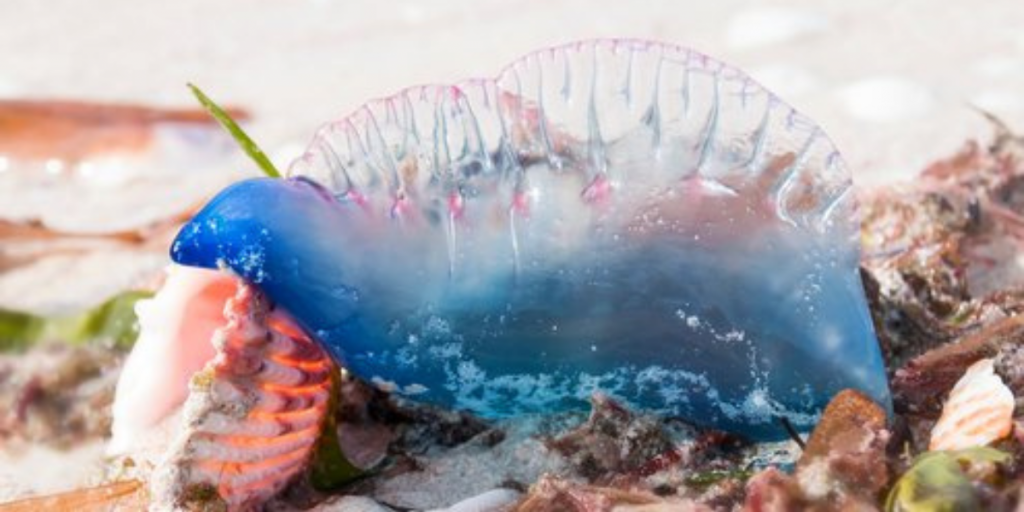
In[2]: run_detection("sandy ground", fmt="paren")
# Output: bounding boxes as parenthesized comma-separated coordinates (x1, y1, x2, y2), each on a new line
(0, 0, 1022, 502)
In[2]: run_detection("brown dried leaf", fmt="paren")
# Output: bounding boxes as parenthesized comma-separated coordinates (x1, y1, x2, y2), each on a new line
(0, 100, 248, 162)
(0, 480, 146, 512)
(0, 205, 198, 274)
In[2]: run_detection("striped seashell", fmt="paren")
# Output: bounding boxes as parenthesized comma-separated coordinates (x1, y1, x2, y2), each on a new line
(929, 358, 1015, 452)
(151, 281, 336, 511)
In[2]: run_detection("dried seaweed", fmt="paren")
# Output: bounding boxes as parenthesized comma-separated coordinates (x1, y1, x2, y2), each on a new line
(547, 394, 678, 483)
(0, 345, 121, 447)
(0, 290, 152, 352)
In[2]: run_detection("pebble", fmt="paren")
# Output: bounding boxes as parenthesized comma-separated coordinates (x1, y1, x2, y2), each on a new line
(427, 489, 522, 512)
(310, 495, 394, 512)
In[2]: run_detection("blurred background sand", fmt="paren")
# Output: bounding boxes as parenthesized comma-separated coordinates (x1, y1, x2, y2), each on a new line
(2, 0, 1022, 186)
(0, 0, 1022, 499)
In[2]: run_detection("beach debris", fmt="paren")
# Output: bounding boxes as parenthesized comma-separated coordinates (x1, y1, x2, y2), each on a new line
(929, 358, 1015, 452)
(885, 447, 1012, 512)
(795, 390, 891, 506)
(149, 281, 356, 510)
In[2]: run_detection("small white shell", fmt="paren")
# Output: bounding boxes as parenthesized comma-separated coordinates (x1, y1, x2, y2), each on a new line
(929, 358, 1015, 452)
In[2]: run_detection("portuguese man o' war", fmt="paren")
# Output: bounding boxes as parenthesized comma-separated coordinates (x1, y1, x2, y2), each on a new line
(171, 39, 891, 440)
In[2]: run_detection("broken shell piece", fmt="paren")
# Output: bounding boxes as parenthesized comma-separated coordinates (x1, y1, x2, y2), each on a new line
(929, 358, 1015, 451)
(151, 281, 336, 510)
(109, 265, 236, 456)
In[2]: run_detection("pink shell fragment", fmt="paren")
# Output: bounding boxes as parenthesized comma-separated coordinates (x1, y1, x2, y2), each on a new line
(929, 358, 1015, 451)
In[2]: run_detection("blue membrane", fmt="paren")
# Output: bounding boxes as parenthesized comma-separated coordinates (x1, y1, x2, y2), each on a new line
(172, 175, 890, 440)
